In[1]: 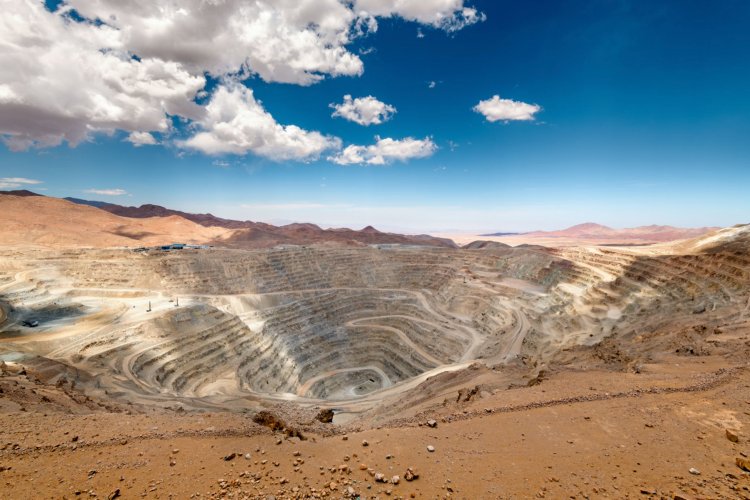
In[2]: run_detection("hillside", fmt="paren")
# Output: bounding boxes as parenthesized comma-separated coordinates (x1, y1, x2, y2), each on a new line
(447, 222, 718, 247)
(525, 222, 717, 241)
(1, 193, 456, 249)
(0, 194, 232, 248)
(63, 196, 457, 248)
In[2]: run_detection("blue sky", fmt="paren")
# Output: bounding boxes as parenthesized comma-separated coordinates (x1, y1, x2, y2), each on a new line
(1, 0, 749, 233)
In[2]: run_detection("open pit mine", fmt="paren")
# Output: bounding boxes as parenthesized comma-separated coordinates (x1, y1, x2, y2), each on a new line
(1, 216, 749, 498)
(2, 224, 749, 417)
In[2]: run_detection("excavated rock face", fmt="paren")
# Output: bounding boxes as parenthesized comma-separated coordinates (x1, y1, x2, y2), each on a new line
(1, 230, 749, 407)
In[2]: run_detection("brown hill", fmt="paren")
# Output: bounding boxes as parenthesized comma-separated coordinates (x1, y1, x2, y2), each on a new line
(462, 240, 512, 250)
(0, 194, 232, 248)
(0, 189, 42, 197)
(63, 197, 457, 248)
(440, 222, 719, 247)
(524, 222, 716, 241)
(64, 198, 261, 229)
(662, 223, 750, 254)
(449, 222, 718, 247)
(0, 194, 456, 249)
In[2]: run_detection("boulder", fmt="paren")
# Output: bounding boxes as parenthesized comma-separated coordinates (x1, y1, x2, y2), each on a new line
(315, 409, 335, 423)
(726, 429, 739, 443)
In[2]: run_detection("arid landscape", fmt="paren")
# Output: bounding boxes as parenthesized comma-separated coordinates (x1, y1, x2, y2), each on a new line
(436, 223, 720, 248)
(1, 193, 748, 499)
(2, 2, 749, 498)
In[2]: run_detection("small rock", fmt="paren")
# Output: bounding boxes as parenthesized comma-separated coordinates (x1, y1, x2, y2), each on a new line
(346, 486, 356, 497)
(361, 439, 369, 447)
(107, 489, 121, 500)
(391, 475, 400, 485)
(223, 453, 237, 461)
(316, 409, 335, 423)
(342, 435, 348, 441)
(359, 463, 368, 470)
(726, 429, 739, 443)
(427, 419, 437, 428)
(374, 472, 386, 483)
(427, 445, 435, 453)
(404, 467, 419, 481)
(244, 453, 251, 460)
(737, 457, 750, 472)
(688, 467, 700, 475)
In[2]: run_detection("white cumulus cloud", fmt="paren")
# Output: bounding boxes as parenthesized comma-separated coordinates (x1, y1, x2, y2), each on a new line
(67, 0, 364, 85)
(0, 0, 482, 158)
(330, 136, 436, 165)
(473, 95, 542, 122)
(180, 83, 340, 160)
(85, 188, 128, 196)
(355, 1, 485, 31)
(0, 1, 205, 151)
(331, 95, 397, 126)
(126, 131, 158, 146)
(0, 177, 43, 189)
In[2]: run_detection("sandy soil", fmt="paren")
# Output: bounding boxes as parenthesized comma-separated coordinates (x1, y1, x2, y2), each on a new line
(0, 356, 748, 499)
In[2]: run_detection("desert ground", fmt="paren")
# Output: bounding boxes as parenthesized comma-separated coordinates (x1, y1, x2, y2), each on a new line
(1, 197, 749, 498)
(434, 223, 718, 248)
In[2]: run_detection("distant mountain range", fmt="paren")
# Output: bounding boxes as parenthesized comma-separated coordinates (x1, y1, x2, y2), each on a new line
(0, 191, 720, 249)
(479, 231, 521, 237)
(0, 191, 456, 249)
(481, 222, 717, 243)
(62, 196, 457, 248)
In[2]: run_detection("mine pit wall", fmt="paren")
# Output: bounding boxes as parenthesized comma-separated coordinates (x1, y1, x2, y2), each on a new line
(236, 290, 444, 396)
(1, 242, 749, 407)
(522, 246, 750, 364)
(150, 247, 464, 295)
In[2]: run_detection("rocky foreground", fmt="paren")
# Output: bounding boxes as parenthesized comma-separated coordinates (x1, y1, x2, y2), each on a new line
(1, 354, 748, 499)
